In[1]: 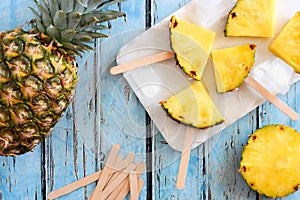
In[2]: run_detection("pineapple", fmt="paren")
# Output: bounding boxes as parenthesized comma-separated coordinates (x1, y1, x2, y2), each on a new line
(225, 0, 276, 38)
(169, 16, 216, 80)
(239, 124, 300, 198)
(269, 12, 300, 73)
(160, 81, 224, 129)
(211, 44, 256, 93)
(0, 0, 126, 156)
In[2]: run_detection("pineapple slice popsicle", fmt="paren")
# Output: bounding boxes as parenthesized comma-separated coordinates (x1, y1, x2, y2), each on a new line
(169, 15, 216, 80)
(160, 81, 224, 129)
(225, 0, 276, 38)
(269, 12, 300, 73)
(211, 43, 257, 93)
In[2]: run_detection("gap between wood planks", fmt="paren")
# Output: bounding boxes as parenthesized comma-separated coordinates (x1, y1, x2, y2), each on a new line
(145, 0, 154, 199)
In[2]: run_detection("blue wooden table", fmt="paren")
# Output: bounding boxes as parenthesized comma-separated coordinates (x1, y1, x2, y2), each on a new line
(1, 0, 300, 199)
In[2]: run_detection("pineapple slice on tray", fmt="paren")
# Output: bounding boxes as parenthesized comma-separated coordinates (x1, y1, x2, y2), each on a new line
(239, 124, 300, 198)
(225, 0, 276, 37)
(211, 44, 257, 93)
(160, 81, 224, 129)
(0, 0, 126, 156)
(269, 12, 300, 73)
(169, 16, 216, 80)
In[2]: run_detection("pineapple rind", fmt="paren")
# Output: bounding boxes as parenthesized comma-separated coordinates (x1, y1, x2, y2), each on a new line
(0, 29, 77, 156)
(225, 0, 276, 38)
(211, 44, 256, 93)
(0, 0, 127, 156)
(269, 12, 300, 73)
(240, 124, 300, 198)
(169, 16, 216, 80)
(160, 81, 224, 129)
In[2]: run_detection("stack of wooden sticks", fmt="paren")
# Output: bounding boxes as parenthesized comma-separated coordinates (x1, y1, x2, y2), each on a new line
(47, 144, 145, 200)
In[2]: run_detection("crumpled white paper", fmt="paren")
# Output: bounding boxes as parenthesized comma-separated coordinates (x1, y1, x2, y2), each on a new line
(117, 0, 300, 151)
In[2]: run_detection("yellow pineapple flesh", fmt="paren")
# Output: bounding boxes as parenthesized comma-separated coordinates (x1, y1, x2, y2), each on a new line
(211, 44, 256, 93)
(169, 16, 216, 80)
(239, 124, 300, 198)
(225, 0, 276, 38)
(160, 81, 224, 129)
(269, 12, 300, 73)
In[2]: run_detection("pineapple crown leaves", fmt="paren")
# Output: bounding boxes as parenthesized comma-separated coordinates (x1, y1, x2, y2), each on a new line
(29, 0, 127, 56)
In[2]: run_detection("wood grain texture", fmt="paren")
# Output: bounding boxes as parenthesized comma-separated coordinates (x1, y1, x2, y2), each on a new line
(258, 82, 300, 200)
(1, 1, 300, 200)
(151, 0, 300, 200)
(45, 1, 148, 199)
(207, 113, 258, 200)
(0, 1, 148, 200)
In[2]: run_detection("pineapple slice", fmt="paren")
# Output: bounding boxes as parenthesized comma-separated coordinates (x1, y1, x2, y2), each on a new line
(169, 15, 216, 80)
(239, 124, 300, 198)
(160, 81, 224, 129)
(269, 12, 300, 73)
(225, 0, 276, 38)
(211, 44, 256, 93)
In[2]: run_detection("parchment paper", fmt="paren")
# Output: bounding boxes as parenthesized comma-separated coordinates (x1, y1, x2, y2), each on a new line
(116, 0, 300, 151)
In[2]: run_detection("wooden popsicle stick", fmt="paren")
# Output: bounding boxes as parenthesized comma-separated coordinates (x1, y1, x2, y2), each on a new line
(88, 152, 135, 200)
(89, 144, 121, 200)
(176, 126, 195, 190)
(115, 179, 130, 200)
(130, 179, 144, 200)
(114, 156, 123, 167)
(245, 76, 299, 121)
(116, 152, 135, 171)
(104, 152, 135, 188)
(47, 170, 102, 200)
(110, 51, 175, 75)
(106, 177, 128, 200)
(114, 163, 146, 200)
(105, 144, 121, 168)
(48, 149, 136, 200)
(106, 163, 146, 200)
(111, 51, 298, 120)
(101, 163, 136, 199)
(129, 172, 139, 200)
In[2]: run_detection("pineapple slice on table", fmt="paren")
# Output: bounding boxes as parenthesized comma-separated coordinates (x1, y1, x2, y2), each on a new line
(211, 44, 256, 93)
(225, 0, 276, 37)
(0, 0, 126, 156)
(239, 124, 300, 198)
(169, 15, 216, 80)
(269, 12, 300, 73)
(160, 81, 224, 129)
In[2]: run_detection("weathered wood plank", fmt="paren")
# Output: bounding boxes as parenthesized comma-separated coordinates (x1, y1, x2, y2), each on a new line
(153, 131, 205, 199)
(98, 1, 148, 199)
(151, 0, 190, 25)
(44, 0, 148, 199)
(150, 1, 210, 200)
(207, 113, 258, 200)
(151, 0, 300, 199)
(258, 82, 300, 200)
(0, 148, 44, 200)
(1, 1, 300, 200)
